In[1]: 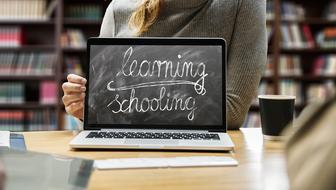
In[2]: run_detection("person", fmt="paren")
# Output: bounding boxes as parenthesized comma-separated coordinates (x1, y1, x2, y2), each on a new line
(62, 0, 267, 129)
(285, 96, 336, 189)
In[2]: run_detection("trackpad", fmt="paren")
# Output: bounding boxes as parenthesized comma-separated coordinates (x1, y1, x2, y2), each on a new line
(125, 139, 179, 146)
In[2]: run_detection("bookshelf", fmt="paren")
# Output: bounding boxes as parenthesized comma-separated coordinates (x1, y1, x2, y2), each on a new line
(245, 0, 336, 128)
(0, 0, 110, 131)
(1, 0, 334, 130)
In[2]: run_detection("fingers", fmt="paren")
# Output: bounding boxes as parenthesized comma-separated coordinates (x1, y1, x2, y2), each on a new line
(65, 102, 84, 118)
(67, 74, 87, 85)
(62, 93, 85, 107)
(62, 82, 86, 94)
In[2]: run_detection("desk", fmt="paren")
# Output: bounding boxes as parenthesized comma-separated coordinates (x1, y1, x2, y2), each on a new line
(23, 128, 289, 190)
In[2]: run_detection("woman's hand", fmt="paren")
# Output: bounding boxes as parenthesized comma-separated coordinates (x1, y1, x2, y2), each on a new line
(62, 74, 87, 120)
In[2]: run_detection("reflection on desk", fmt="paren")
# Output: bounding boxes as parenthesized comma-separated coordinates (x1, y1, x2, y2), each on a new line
(0, 149, 93, 190)
(23, 128, 288, 190)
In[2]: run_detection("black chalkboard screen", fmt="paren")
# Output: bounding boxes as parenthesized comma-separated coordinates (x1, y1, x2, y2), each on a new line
(85, 38, 225, 131)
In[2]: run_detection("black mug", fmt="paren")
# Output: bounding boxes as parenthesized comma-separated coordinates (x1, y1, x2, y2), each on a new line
(258, 95, 295, 140)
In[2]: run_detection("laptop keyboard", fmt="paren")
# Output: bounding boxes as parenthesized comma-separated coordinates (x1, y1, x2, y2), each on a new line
(86, 132, 220, 140)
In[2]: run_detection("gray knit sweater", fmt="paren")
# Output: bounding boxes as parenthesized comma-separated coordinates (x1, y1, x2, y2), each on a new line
(99, 0, 267, 129)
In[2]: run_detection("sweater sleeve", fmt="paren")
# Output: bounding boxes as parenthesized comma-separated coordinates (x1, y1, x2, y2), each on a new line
(226, 0, 267, 129)
(99, 1, 115, 37)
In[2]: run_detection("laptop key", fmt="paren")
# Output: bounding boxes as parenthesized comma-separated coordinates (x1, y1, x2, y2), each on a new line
(86, 132, 221, 140)
(86, 132, 98, 138)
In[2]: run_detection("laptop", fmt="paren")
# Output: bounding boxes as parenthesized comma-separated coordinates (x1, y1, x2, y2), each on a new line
(69, 37, 234, 151)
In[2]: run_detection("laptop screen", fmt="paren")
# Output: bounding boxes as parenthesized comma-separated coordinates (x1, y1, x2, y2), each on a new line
(85, 39, 225, 131)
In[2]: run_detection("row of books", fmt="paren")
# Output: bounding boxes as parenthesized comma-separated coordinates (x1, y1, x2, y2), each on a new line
(0, 81, 57, 104)
(0, 27, 23, 47)
(306, 81, 335, 104)
(256, 80, 336, 105)
(0, 110, 57, 131)
(254, 80, 303, 105)
(267, 1, 336, 21)
(324, 1, 336, 20)
(266, 1, 305, 21)
(65, 5, 102, 21)
(0, 0, 49, 20)
(281, 2, 305, 21)
(65, 56, 83, 76)
(265, 55, 336, 77)
(61, 29, 86, 48)
(316, 27, 336, 49)
(26, 110, 57, 131)
(0, 83, 24, 104)
(279, 80, 303, 104)
(252, 82, 274, 105)
(313, 56, 336, 76)
(0, 111, 24, 131)
(0, 53, 56, 76)
(281, 24, 315, 49)
(266, 1, 274, 20)
(279, 56, 301, 76)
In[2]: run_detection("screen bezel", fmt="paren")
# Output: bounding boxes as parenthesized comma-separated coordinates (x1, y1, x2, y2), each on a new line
(84, 37, 227, 132)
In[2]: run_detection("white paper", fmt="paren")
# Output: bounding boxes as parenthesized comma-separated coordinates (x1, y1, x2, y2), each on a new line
(0, 131, 10, 148)
(94, 156, 238, 170)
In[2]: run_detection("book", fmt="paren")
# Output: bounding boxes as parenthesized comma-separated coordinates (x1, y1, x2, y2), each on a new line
(281, 2, 305, 21)
(0, 131, 10, 147)
(40, 81, 57, 105)
(281, 24, 315, 49)
(0, 110, 57, 131)
(323, 1, 336, 20)
(27, 110, 57, 131)
(64, 56, 83, 76)
(316, 27, 336, 49)
(0, 53, 56, 76)
(0, 0, 48, 20)
(266, 1, 274, 20)
(0, 27, 23, 47)
(252, 81, 274, 105)
(312, 55, 336, 76)
(0, 83, 24, 104)
(279, 80, 303, 105)
(306, 81, 335, 104)
(279, 55, 302, 76)
(61, 29, 86, 48)
(0, 111, 24, 131)
(65, 4, 102, 21)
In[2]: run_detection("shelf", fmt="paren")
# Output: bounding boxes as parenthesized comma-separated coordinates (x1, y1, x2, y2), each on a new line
(0, 103, 57, 109)
(281, 18, 336, 25)
(0, 75, 56, 81)
(63, 19, 102, 25)
(262, 76, 274, 80)
(280, 48, 336, 54)
(279, 75, 336, 81)
(250, 104, 307, 111)
(268, 18, 336, 25)
(62, 47, 86, 53)
(0, 45, 56, 52)
(0, 20, 55, 25)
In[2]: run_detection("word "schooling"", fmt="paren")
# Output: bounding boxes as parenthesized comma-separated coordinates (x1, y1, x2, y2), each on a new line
(106, 46, 208, 121)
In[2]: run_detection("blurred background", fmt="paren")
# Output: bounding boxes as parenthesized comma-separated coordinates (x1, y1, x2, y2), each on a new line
(0, 0, 335, 131)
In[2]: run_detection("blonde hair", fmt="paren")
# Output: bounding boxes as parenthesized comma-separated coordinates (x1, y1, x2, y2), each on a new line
(128, 0, 162, 36)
